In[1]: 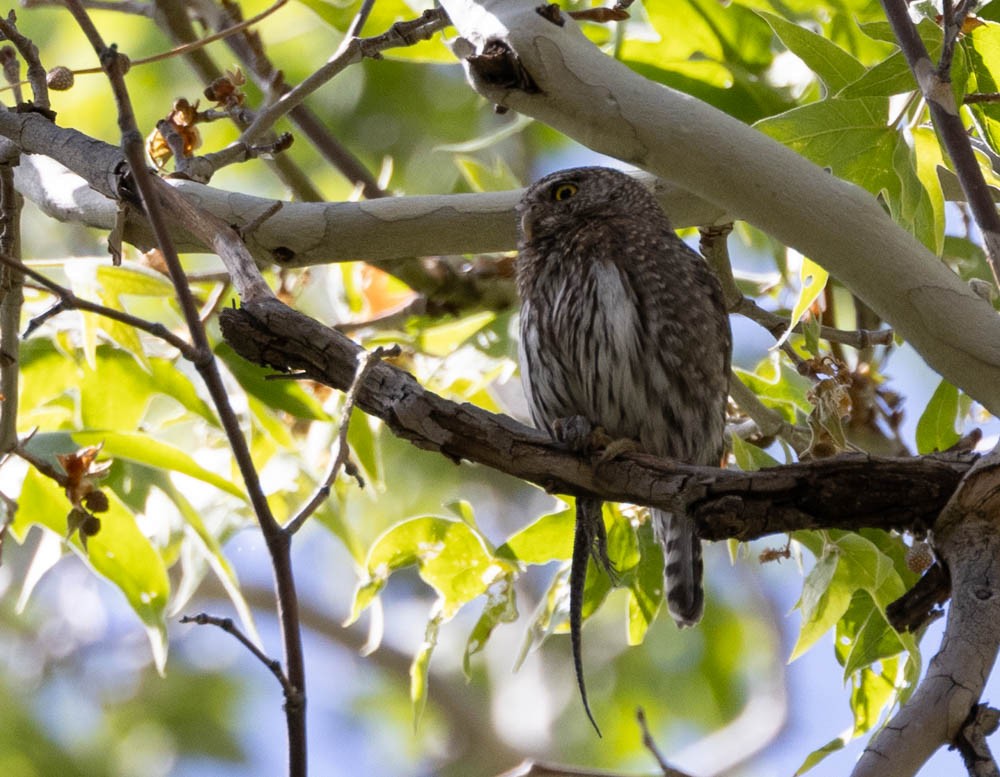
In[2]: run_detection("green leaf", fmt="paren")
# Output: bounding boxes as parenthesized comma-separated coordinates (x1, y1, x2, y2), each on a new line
(730, 434, 781, 471)
(70, 431, 246, 499)
(915, 379, 961, 454)
(776, 257, 828, 348)
(734, 356, 813, 419)
(410, 612, 441, 728)
(453, 155, 519, 193)
(463, 574, 518, 674)
(619, 0, 791, 123)
(347, 516, 513, 623)
(80, 347, 206, 429)
(159, 478, 259, 644)
(497, 504, 573, 564)
(755, 97, 894, 195)
(17, 468, 170, 672)
(216, 342, 331, 421)
(901, 126, 946, 254)
(626, 522, 664, 645)
(757, 11, 865, 92)
(347, 408, 380, 484)
(964, 24, 1000, 157)
(415, 311, 495, 357)
(840, 20, 966, 104)
(756, 96, 938, 244)
(851, 665, 896, 733)
(795, 732, 850, 775)
(790, 539, 852, 660)
(95, 263, 175, 297)
(835, 590, 903, 678)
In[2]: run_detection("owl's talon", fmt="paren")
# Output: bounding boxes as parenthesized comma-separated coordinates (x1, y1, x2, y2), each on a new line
(553, 415, 596, 452)
(596, 437, 641, 464)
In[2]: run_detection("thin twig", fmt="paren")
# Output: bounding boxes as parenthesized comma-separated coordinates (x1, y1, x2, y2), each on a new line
(735, 297, 894, 349)
(22, 0, 154, 15)
(149, 0, 323, 201)
(241, 7, 451, 144)
(180, 613, 296, 697)
(8, 0, 290, 88)
(59, 3, 306, 773)
(0, 254, 195, 354)
(729, 371, 811, 453)
(0, 154, 22, 454)
(285, 344, 399, 534)
(937, 0, 972, 81)
(347, 0, 377, 38)
(636, 708, 697, 777)
(182, 0, 382, 197)
(0, 11, 49, 111)
(965, 93, 1000, 104)
(880, 0, 1000, 285)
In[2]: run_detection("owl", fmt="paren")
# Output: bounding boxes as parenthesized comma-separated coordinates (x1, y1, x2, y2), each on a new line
(516, 166, 731, 732)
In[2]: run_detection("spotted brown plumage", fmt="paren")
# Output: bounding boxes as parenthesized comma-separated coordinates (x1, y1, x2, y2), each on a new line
(515, 166, 731, 732)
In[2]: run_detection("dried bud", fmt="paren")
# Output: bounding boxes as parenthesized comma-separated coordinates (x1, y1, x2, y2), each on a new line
(83, 489, 109, 513)
(906, 541, 934, 575)
(46, 66, 74, 91)
(81, 514, 101, 537)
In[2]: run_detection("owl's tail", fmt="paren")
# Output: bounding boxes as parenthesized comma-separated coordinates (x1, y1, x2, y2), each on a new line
(652, 508, 704, 628)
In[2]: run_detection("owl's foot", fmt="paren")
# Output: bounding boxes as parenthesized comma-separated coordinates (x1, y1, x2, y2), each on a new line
(553, 416, 636, 460)
(596, 437, 641, 464)
(552, 415, 599, 452)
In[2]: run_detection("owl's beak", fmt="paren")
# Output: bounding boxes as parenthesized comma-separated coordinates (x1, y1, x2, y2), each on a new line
(520, 211, 534, 242)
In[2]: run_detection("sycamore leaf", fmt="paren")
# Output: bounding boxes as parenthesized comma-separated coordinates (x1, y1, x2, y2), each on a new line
(915, 379, 962, 454)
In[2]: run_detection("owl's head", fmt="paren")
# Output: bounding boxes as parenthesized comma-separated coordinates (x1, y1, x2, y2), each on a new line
(516, 166, 666, 244)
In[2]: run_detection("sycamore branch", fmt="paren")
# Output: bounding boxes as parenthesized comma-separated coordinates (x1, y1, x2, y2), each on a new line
(219, 295, 974, 541)
(438, 0, 1000, 417)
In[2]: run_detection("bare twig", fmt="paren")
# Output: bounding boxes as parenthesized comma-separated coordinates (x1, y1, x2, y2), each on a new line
(937, 0, 971, 82)
(346, 0, 377, 38)
(880, 0, 1000, 285)
(965, 93, 1000, 104)
(729, 372, 811, 453)
(59, 2, 307, 773)
(184, 0, 384, 197)
(0, 254, 195, 353)
(180, 613, 296, 697)
(0, 153, 22, 454)
(241, 7, 451, 144)
(637, 708, 697, 777)
(22, 0, 154, 15)
(735, 297, 894, 349)
(0, 11, 49, 111)
(284, 344, 401, 535)
(15, 0, 290, 84)
(698, 224, 892, 349)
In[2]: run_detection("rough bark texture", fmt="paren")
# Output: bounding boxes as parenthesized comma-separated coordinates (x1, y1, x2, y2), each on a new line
(852, 453, 1000, 777)
(219, 297, 974, 541)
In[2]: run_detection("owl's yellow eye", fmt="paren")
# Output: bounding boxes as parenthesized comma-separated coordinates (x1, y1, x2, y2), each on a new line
(552, 183, 578, 201)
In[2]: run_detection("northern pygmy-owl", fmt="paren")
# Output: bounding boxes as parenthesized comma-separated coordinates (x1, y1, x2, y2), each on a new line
(516, 166, 731, 732)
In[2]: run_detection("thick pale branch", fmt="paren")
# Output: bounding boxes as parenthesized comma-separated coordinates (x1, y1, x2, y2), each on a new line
(219, 296, 973, 540)
(439, 0, 1000, 416)
(853, 451, 1000, 777)
(8, 132, 722, 269)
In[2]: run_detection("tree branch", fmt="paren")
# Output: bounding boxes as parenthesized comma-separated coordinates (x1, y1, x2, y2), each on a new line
(439, 0, 1000, 417)
(852, 447, 1000, 777)
(218, 296, 974, 541)
(879, 0, 1000, 284)
(59, 2, 307, 772)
